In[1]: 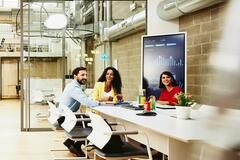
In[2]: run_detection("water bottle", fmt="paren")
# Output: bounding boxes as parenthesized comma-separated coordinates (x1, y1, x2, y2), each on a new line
(150, 96, 156, 110)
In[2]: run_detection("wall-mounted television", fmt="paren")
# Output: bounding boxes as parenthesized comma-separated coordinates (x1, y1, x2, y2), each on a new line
(142, 32, 187, 99)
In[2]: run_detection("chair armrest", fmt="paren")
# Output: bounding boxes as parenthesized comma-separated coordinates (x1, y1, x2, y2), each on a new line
(108, 122, 121, 126)
(76, 118, 91, 122)
(107, 122, 128, 142)
(104, 130, 138, 135)
(75, 113, 88, 116)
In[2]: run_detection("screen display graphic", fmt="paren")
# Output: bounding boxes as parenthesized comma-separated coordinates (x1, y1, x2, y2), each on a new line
(142, 33, 186, 99)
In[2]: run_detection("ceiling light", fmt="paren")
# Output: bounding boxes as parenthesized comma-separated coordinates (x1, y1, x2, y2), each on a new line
(44, 14, 68, 29)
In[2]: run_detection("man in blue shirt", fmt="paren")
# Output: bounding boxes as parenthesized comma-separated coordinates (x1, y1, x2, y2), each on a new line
(59, 67, 99, 157)
(59, 66, 99, 111)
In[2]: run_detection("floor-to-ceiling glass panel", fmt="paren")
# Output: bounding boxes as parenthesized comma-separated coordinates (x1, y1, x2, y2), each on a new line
(24, 57, 64, 130)
(19, 0, 97, 131)
(20, 2, 66, 131)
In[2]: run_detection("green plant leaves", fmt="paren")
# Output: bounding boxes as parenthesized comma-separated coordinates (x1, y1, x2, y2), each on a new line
(176, 92, 194, 106)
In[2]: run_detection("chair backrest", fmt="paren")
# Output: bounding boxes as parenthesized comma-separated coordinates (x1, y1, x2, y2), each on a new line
(47, 101, 61, 125)
(87, 112, 112, 149)
(59, 104, 77, 133)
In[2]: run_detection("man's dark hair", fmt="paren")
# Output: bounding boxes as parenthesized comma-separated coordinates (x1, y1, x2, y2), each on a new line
(98, 67, 122, 94)
(159, 71, 178, 88)
(72, 67, 87, 78)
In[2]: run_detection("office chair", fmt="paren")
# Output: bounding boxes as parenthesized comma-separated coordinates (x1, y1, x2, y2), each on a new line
(60, 105, 92, 159)
(47, 101, 63, 131)
(87, 112, 153, 160)
(48, 102, 92, 160)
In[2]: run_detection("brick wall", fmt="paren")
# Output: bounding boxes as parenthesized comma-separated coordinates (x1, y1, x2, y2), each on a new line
(112, 31, 145, 101)
(93, 1, 146, 100)
(179, 2, 228, 103)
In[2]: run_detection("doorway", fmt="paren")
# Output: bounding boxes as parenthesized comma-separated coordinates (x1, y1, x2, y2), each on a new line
(0, 58, 20, 99)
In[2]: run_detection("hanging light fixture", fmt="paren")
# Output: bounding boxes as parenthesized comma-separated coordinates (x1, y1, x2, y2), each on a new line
(16, 2, 95, 38)
(44, 13, 68, 29)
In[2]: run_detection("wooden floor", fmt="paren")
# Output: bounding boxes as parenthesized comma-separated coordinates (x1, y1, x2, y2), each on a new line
(0, 99, 74, 160)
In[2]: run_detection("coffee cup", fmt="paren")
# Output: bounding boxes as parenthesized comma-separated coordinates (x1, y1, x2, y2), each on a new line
(117, 94, 123, 102)
(144, 102, 151, 112)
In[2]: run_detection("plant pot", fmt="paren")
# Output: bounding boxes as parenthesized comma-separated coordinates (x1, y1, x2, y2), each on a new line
(176, 106, 191, 119)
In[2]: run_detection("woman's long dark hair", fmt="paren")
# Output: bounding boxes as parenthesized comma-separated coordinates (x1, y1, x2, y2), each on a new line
(98, 67, 122, 94)
(159, 71, 178, 89)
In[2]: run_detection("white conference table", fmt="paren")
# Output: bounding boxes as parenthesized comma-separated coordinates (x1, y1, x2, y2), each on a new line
(91, 105, 206, 160)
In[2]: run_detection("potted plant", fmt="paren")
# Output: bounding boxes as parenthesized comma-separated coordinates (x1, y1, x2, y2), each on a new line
(175, 92, 195, 119)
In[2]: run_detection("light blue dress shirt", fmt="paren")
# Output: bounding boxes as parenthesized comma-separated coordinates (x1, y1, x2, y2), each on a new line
(59, 79, 99, 112)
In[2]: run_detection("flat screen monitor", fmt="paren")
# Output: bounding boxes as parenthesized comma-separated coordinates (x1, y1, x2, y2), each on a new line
(142, 32, 186, 99)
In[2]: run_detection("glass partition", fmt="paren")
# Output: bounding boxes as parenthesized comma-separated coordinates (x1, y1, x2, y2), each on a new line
(18, 0, 147, 131)
(20, 1, 66, 131)
(19, 0, 96, 131)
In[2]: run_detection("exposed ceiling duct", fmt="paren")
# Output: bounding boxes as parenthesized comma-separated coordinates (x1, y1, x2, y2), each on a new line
(79, 3, 93, 25)
(157, 0, 225, 20)
(104, 10, 145, 41)
(73, 0, 94, 26)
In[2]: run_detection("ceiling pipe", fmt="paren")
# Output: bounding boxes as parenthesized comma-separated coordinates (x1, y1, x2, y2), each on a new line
(94, 1, 99, 23)
(99, 1, 104, 21)
(157, 0, 225, 20)
(106, 0, 112, 27)
(105, 0, 112, 66)
(73, 1, 82, 26)
(103, 1, 107, 21)
(104, 10, 145, 41)
(76, 1, 94, 25)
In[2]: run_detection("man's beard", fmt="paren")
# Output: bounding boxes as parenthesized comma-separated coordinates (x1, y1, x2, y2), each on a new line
(77, 79, 87, 85)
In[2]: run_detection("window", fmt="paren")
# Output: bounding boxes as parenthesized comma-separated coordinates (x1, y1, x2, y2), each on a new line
(3, 0, 19, 8)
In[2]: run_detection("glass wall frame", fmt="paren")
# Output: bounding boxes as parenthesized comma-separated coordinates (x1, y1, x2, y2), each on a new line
(20, 1, 67, 131)
(19, 0, 96, 131)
